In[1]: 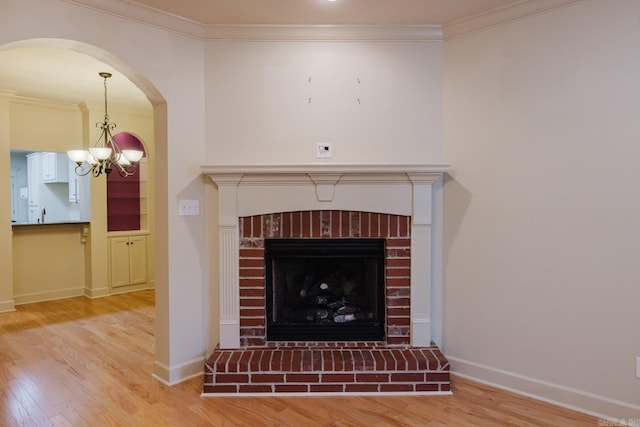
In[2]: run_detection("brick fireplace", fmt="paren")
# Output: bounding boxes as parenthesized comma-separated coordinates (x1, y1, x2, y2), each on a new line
(240, 211, 412, 346)
(202, 164, 449, 395)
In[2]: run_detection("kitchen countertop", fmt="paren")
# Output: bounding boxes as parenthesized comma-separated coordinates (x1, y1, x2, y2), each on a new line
(12, 221, 90, 228)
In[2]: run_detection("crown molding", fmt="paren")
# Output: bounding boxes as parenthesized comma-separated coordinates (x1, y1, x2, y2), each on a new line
(67, 0, 585, 42)
(443, 0, 585, 39)
(204, 25, 442, 41)
(79, 100, 153, 117)
(11, 95, 82, 112)
(66, 0, 440, 41)
(0, 90, 18, 98)
(64, 0, 205, 39)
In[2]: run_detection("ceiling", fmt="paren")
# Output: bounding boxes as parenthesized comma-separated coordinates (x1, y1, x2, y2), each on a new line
(130, 0, 521, 26)
(0, 0, 523, 110)
(0, 48, 150, 111)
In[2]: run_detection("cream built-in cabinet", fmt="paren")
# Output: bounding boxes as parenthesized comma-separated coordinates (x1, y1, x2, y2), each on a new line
(109, 234, 148, 288)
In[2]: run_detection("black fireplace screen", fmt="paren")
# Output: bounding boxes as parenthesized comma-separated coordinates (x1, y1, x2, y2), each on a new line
(265, 238, 385, 341)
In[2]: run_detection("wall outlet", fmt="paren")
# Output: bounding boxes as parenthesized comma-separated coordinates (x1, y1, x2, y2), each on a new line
(178, 199, 200, 216)
(316, 143, 332, 158)
(636, 356, 640, 379)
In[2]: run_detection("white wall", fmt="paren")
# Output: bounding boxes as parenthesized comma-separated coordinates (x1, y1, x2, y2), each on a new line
(443, 0, 640, 418)
(205, 40, 443, 164)
(0, 0, 207, 384)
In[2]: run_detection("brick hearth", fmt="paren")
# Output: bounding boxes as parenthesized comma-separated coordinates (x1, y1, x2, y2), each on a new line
(204, 345, 449, 394)
(203, 210, 450, 395)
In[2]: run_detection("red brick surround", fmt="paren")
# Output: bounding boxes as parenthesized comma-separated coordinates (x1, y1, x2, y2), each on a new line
(239, 210, 411, 347)
(203, 210, 450, 394)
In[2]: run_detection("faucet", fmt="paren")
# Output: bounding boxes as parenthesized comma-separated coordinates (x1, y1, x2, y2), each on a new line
(41, 207, 46, 224)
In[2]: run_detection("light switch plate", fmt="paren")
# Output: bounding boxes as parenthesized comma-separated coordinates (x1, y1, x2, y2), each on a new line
(178, 199, 200, 216)
(636, 356, 640, 379)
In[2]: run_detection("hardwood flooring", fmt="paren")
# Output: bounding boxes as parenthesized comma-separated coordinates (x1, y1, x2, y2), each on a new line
(0, 290, 599, 426)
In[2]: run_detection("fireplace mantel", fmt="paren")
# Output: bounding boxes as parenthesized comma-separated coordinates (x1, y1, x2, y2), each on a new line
(202, 163, 449, 350)
(201, 163, 450, 175)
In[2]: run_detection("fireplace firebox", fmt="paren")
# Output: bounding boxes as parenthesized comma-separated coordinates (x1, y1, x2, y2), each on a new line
(265, 238, 385, 341)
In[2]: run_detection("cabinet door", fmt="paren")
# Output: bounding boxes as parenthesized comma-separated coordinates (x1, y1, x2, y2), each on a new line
(69, 177, 79, 203)
(28, 206, 41, 224)
(43, 152, 69, 183)
(42, 152, 54, 182)
(110, 237, 131, 288)
(128, 236, 148, 285)
(27, 153, 41, 206)
(69, 159, 79, 203)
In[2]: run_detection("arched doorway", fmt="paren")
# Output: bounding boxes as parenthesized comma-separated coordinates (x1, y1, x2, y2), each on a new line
(0, 39, 168, 379)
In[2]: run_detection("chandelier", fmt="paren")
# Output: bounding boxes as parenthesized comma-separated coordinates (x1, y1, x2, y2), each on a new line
(67, 72, 144, 177)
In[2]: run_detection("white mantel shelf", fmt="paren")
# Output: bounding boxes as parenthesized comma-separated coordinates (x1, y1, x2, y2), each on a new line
(202, 163, 448, 349)
(201, 163, 450, 175)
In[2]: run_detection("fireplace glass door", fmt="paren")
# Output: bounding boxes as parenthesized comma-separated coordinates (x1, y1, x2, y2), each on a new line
(265, 238, 385, 341)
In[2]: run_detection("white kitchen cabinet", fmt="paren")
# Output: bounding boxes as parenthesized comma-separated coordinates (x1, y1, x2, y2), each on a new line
(27, 153, 41, 207)
(42, 152, 69, 183)
(68, 159, 80, 203)
(109, 235, 148, 288)
(28, 206, 41, 224)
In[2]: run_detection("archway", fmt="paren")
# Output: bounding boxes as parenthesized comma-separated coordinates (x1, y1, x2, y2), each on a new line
(0, 39, 168, 380)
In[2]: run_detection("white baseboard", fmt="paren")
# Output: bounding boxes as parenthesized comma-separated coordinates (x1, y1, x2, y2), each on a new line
(447, 355, 640, 421)
(153, 356, 205, 386)
(14, 287, 84, 305)
(0, 299, 16, 312)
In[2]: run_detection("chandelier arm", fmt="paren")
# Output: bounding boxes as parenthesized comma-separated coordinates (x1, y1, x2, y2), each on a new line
(69, 72, 141, 179)
(112, 161, 137, 178)
(73, 164, 93, 177)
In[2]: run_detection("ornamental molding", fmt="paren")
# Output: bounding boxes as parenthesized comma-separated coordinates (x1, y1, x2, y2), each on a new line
(66, 0, 584, 42)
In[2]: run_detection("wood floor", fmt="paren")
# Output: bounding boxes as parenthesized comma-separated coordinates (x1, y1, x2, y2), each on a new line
(0, 290, 599, 426)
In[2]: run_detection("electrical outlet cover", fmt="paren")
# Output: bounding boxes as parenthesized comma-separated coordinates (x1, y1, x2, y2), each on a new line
(316, 143, 332, 158)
